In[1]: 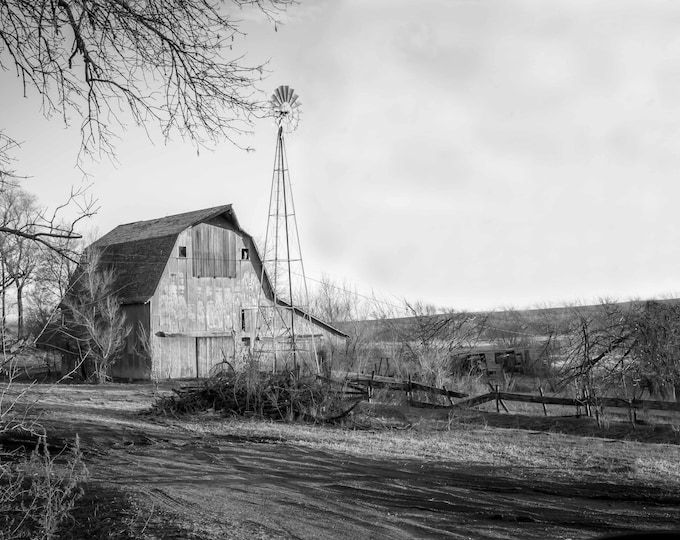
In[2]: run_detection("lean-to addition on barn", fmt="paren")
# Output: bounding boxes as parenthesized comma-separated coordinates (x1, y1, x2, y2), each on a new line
(63, 205, 347, 380)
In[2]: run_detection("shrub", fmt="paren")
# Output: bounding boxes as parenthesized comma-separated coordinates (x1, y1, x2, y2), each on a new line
(153, 370, 353, 423)
(0, 435, 88, 540)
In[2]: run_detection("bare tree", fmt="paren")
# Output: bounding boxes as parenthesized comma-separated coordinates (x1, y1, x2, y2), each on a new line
(25, 233, 80, 338)
(627, 300, 680, 401)
(0, 182, 95, 262)
(375, 301, 486, 388)
(310, 275, 363, 324)
(0, 184, 40, 338)
(59, 248, 130, 383)
(0, 132, 19, 183)
(553, 301, 636, 398)
(483, 308, 533, 349)
(481, 306, 567, 378)
(1, 0, 294, 165)
(0, 182, 92, 337)
(308, 275, 373, 373)
(0, 134, 21, 331)
(1, 244, 12, 335)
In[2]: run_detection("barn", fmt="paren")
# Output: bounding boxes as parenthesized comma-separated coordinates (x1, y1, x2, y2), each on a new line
(62, 205, 347, 380)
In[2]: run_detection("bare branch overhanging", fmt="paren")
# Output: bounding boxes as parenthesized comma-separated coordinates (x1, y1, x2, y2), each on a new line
(0, 0, 294, 164)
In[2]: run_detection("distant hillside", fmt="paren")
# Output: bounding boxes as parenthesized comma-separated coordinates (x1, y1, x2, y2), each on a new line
(333, 298, 680, 342)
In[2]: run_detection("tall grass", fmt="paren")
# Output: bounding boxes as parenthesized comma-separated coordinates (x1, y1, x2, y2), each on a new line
(0, 436, 88, 540)
(1, 344, 89, 540)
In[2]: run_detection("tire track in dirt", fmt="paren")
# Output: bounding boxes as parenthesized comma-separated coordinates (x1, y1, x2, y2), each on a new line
(86, 433, 680, 540)
(24, 385, 680, 540)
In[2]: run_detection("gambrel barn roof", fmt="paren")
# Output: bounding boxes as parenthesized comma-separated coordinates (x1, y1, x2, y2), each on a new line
(92, 205, 238, 304)
(90, 205, 347, 338)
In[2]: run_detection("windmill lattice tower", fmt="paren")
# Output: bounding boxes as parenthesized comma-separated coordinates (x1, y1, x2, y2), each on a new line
(254, 85, 319, 374)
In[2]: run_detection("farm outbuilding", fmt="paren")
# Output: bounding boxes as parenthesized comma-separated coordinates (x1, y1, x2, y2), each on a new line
(60, 205, 347, 380)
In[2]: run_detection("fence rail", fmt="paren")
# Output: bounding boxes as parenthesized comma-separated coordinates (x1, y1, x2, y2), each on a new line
(456, 391, 680, 412)
(324, 372, 469, 401)
(325, 373, 680, 413)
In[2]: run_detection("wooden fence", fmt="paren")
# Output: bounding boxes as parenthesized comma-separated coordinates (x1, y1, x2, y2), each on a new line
(324, 372, 680, 416)
(321, 372, 467, 403)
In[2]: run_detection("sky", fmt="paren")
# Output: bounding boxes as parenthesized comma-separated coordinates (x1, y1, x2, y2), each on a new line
(3, 0, 680, 313)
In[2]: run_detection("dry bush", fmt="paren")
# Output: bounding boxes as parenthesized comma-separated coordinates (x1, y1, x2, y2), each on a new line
(153, 371, 353, 423)
(1, 336, 89, 540)
(0, 436, 88, 540)
(59, 249, 130, 384)
(448, 373, 488, 397)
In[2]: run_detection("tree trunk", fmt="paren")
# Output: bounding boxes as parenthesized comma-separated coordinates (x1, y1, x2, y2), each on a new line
(16, 282, 23, 339)
(1, 259, 6, 334)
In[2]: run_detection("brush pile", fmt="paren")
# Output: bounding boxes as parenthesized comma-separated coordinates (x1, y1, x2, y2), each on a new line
(152, 372, 353, 422)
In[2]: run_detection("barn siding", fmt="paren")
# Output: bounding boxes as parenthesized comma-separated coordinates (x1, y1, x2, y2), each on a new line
(191, 223, 237, 278)
(197, 336, 234, 377)
(155, 336, 195, 379)
(149, 223, 262, 378)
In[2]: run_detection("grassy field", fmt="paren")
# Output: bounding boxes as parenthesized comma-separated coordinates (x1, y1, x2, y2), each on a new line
(173, 401, 680, 488)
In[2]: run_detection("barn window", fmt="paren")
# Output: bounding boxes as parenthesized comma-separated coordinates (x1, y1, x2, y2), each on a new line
(241, 248, 249, 260)
(178, 246, 187, 258)
(241, 309, 247, 331)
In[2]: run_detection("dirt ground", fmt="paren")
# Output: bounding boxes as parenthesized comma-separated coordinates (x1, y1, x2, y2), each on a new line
(4, 382, 680, 539)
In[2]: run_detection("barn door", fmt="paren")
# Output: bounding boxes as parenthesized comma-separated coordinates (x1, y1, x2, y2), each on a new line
(196, 337, 234, 378)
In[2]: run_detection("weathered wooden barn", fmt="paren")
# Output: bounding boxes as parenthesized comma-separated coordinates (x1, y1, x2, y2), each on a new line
(63, 205, 347, 380)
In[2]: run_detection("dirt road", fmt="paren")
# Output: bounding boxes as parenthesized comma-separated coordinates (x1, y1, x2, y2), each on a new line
(10, 383, 680, 539)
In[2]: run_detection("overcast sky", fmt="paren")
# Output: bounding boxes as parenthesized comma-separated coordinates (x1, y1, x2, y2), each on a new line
(3, 0, 680, 312)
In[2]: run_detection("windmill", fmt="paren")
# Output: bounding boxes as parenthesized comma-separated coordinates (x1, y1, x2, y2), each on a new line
(253, 85, 319, 374)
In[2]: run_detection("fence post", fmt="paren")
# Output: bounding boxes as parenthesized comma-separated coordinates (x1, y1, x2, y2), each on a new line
(487, 381, 507, 413)
(574, 382, 581, 417)
(628, 399, 636, 428)
(592, 392, 602, 428)
(443, 386, 454, 407)
(539, 387, 548, 417)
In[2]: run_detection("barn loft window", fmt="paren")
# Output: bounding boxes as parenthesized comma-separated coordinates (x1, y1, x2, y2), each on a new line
(178, 246, 187, 258)
(241, 248, 249, 260)
(191, 223, 236, 278)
